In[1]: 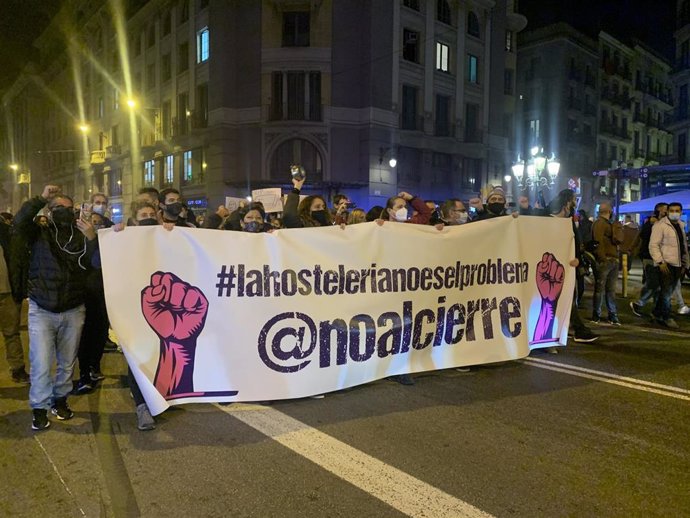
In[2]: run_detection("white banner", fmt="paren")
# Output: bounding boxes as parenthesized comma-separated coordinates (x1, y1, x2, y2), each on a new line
(99, 217, 575, 415)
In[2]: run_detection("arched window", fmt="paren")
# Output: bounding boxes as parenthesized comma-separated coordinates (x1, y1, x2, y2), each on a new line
(467, 11, 480, 38)
(269, 138, 323, 181)
(437, 0, 451, 25)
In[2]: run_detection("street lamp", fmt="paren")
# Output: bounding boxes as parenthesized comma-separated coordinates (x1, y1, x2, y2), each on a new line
(9, 163, 18, 172)
(78, 124, 89, 134)
(378, 147, 397, 168)
(510, 147, 560, 191)
(126, 98, 137, 109)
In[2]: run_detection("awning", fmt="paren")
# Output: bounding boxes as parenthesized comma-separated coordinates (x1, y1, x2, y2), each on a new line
(618, 190, 690, 214)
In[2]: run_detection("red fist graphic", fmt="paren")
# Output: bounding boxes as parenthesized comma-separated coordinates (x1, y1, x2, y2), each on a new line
(142, 272, 209, 342)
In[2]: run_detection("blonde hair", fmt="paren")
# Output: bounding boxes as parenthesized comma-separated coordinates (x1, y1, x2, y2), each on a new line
(347, 208, 367, 225)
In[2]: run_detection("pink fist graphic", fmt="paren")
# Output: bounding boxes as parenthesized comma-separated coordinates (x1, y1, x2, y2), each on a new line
(141, 272, 209, 398)
(532, 253, 565, 344)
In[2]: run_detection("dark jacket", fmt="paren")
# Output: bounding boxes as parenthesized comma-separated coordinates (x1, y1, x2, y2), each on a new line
(0, 221, 27, 302)
(14, 196, 98, 313)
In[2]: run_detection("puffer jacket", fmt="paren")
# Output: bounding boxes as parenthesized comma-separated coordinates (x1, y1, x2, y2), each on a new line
(649, 217, 690, 268)
(14, 196, 98, 312)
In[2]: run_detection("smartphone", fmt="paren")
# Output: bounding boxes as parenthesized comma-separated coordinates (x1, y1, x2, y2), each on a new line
(290, 165, 306, 181)
(345, 202, 356, 209)
(80, 202, 92, 222)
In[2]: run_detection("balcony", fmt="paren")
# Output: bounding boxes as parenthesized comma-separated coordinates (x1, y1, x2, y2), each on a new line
(401, 114, 425, 131)
(600, 121, 631, 141)
(601, 88, 631, 109)
(172, 116, 190, 137)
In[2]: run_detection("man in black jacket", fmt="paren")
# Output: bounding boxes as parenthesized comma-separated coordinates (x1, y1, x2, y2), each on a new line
(14, 185, 98, 430)
(0, 217, 28, 383)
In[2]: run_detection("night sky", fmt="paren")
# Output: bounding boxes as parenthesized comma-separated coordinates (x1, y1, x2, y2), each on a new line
(0, 0, 678, 93)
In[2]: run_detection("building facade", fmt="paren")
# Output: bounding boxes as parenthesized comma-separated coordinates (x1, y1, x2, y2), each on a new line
(0, 0, 526, 219)
(517, 24, 674, 211)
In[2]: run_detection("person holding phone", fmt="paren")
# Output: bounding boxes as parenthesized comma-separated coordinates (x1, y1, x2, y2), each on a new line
(284, 171, 333, 228)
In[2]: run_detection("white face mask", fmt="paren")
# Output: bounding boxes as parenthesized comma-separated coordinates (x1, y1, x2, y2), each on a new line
(393, 207, 408, 222)
(668, 213, 681, 222)
(457, 212, 469, 224)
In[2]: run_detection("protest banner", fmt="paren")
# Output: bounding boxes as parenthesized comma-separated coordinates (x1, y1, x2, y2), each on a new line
(99, 217, 575, 415)
(251, 188, 283, 213)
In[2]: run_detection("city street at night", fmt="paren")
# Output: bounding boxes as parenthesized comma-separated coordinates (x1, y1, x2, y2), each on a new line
(1, 280, 689, 518)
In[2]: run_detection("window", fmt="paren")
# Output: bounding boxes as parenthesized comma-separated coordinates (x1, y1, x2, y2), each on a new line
(465, 103, 480, 142)
(436, 42, 449, 72)
(197, 28, 209, 63)
(195, 83, 208, 128)
(162, 11, 171, 36)
(132, 33, 141, 57)
(505, 31, 513, 52)
(467, 54, 478, 84)
(283, 12, 310, 47)
(147, 63, 156, 90)
(529, 119, 540, 140)
(568, 118, 577, 135)
(437, 0, 451, 24)
(179, 0, 189, 24)
(109, 168, 122, 196)
(679, 84, 689, 119)
(143, 159, 156, 187)
(435, 95, 450, 136)
(162, 101, 171, 139)
(163, 155, 174, 187)
(467, 12, 480, 38)
(98, 97, 105, 118)
(113, 88, 119, 110)
(182, 150, 193, 183)
(161, 53, 171, 82)
(181, 149, 203, 185)
(504, 69, 514, 95)
(111, 124, 119, 146)
(178, 41, 189, 73)
(403, 29, 420, 63)
(269, 72, 322, 122)
(402, 85, 418, 130)
(147, 24, 155, 47)
(177, 92, 189, 136)
(403, 0, 420, 10)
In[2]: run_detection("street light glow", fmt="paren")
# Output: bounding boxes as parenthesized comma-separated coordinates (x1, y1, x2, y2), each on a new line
(389, 157, 397, 168)
(126, 98, 137, 108)
(246, 196, 252, 202)
(9, 163, 19, 172)
(78, 124, 89, 133)
(504, 174, 512, 182)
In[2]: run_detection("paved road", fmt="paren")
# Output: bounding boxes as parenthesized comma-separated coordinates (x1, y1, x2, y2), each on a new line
(1, 282, 689, 517)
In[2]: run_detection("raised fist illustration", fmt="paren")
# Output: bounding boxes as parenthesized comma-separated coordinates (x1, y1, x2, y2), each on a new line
(141, 272, 209, 398)
(536, 253, 565, 304)
(142, 272, 209, 342)
(532, 253, 565, 344)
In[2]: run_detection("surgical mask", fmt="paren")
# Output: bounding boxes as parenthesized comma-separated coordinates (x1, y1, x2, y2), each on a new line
(165, 202, 183, 217)
(668, 213, 681, 222)
(487, 202, 505, 215)
(311, 210, 329, 226)
(393, 207, 408, 222)
(243, 221, 262, 233)
(92, 204, 106, 215)
(457, 212, 469, 224)
(138, 218, 158, 226)
(51, 206, 75, 227)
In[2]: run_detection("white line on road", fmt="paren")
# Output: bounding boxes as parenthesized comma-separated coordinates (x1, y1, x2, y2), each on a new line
(215, 403, 494, 518)
(34, 436, 86, 517)
(520, 358, 690, 401)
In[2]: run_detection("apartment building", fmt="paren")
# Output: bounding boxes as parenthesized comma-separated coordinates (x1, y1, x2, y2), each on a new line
(1, 0, 526, 217)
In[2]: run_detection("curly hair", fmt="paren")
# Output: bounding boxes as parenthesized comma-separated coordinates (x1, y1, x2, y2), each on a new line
(297, 195, 332, 227)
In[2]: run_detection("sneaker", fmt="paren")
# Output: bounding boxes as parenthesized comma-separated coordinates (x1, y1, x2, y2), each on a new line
(630, 301, 644, 317)
(678, 305, 690, 316)
(136, 404, 156, 431)
(573, 330, 599, 343)
(89, 368, 105, 382)
(31, 409, 50, 430)
(103, 339, 118, 352)
(75, 378, 93, 395)
(50, 398, 74, 421)
(590, 318, 601, 324)
(546, 347, 559, 354)
(608, 318, 622, 326)
(664, 318, 680, 329)
(389, 374, 415, 385)
(10, 366, 30, 384)
(455, 367, 471, 373)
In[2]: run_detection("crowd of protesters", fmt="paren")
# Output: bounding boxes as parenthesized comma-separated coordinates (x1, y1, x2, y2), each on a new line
(0, 177, 688, 432)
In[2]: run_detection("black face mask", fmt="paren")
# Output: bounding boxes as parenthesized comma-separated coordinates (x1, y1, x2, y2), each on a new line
(487, 202, 505, 215)
(243, 221, 262, 233)
(51, 206, 75, 227)
(311, 210, 329, 226)
(165, 202, 183, 217)
(138, 218, 159, 226)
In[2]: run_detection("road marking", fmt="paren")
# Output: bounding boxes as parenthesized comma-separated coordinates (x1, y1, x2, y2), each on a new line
(34, 436, 86, 517)
(215, 403, 494, 518)
(520, 357, 690, 401)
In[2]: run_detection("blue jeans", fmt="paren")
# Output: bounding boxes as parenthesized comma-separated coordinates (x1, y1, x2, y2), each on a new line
(28, 300, 86, 410)
(636, 259, 660, 307)
(593, 259, 618, 319)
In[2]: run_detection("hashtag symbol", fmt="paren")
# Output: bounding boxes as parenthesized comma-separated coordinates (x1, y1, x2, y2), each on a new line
(216, 265, 236, 297)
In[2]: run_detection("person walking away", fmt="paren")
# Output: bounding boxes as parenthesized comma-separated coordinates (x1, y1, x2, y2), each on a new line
(591, 202, 623, 325)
